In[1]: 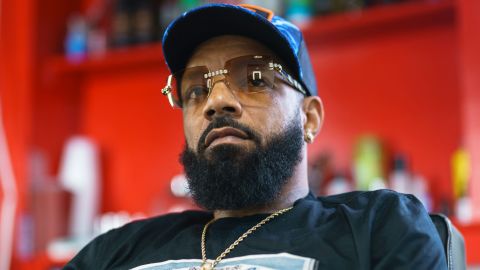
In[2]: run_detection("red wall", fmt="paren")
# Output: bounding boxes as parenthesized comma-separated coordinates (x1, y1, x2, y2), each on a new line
(80, 67, 185, 213)
(307, 17, 461, 205)
(0, 0, 35, 268)
(458, 0, 480, 220)
(0, 0, 35, 206)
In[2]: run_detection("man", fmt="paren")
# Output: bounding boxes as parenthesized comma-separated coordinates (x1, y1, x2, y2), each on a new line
(64, 3, 446, 270)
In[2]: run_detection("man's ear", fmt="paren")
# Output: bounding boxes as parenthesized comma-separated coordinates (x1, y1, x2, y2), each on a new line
(301, 96, 324, 142)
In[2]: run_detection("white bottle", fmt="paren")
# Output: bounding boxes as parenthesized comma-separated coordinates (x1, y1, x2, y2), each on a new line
(325, 173, 352, 196)
(58, 136, 100, 241)
(411, 174, 432, 212)
(389, 155, 411, 194)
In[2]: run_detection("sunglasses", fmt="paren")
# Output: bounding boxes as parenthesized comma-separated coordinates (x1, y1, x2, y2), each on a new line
(161, 55, 306, 108)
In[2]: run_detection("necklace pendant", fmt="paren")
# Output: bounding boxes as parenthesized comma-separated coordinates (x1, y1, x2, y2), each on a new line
(200, 262, 213, 270)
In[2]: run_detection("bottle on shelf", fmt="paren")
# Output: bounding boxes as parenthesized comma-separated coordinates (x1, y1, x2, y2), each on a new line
(131, 0, 156, 44)
(308, 151, 335, 195)
(452, 147, 472, 223)
(353, 135, 386, 191)
(87, 27, 107, 57)
(58, 136, 101, 242)
(158, 0, 182, 39)
(64, 14, 88, 61)
(325, 171, 353, 195)
(285, 0, 313, 26)
(111, 0, 131, 47)
(389, 154, 411, 194)
(179, 0, 200, 11)
(411, 173, 432, 212)
(388, 154, 432, 211)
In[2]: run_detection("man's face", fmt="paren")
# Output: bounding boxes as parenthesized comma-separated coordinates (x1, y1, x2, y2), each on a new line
(182, 35, 304, 155)
(180, 35, 307, 210)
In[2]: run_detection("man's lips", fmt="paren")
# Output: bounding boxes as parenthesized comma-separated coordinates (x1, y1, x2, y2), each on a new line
(204, 127, 249, 148)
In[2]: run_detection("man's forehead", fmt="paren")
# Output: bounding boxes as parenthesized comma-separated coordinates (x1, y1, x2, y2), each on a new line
(185, 35, 276, 68)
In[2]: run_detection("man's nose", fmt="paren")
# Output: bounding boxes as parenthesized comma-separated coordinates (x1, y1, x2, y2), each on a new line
(202, 78, 242, 120)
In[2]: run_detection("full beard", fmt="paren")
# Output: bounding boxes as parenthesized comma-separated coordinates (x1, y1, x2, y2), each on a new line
(180, 115, 304, 211)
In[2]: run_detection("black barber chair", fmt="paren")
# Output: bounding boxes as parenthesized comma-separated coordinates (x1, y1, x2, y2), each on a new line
(429, 214, 467, 270)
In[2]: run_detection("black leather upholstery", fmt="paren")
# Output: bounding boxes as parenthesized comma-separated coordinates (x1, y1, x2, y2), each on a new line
(429, 214, 467, 270)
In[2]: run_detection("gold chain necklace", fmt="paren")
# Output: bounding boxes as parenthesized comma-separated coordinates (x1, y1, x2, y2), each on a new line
(200, 206, 293, 270)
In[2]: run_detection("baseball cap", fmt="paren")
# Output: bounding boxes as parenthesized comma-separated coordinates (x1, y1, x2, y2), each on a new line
(161, 3, 318, 96)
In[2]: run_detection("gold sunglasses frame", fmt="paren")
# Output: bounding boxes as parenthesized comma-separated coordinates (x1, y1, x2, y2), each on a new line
(161, 55, 306, 108)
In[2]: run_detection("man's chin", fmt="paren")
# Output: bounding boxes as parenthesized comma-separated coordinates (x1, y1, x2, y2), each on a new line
(204, 143, 253, 161)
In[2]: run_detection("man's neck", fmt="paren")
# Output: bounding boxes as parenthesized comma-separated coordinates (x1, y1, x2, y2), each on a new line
(213, 187, 309, 219)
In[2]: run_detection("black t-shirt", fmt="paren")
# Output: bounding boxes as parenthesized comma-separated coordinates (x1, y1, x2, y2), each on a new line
(64, 190, 447, 269)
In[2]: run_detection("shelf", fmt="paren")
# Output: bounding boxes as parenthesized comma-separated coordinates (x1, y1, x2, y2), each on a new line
(301, 0, 455, 43)
(45, 0, 455, 76)
(45, 43, 165, 75)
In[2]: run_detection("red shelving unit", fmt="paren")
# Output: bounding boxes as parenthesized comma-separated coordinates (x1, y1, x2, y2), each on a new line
(45, 0, 456, 74)
(303, 0, 455, 43)
(46, 43, 165, 74)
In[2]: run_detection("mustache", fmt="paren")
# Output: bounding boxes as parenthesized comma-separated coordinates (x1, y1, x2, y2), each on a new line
(197, 116, 261, 153)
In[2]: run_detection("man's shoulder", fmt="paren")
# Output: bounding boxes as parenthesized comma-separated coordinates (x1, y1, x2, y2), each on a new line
(317, 189, 417, 206)
(307, 189, 425, 219)
(65, 211, 211, 269)
(101, 210, 210, 239)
